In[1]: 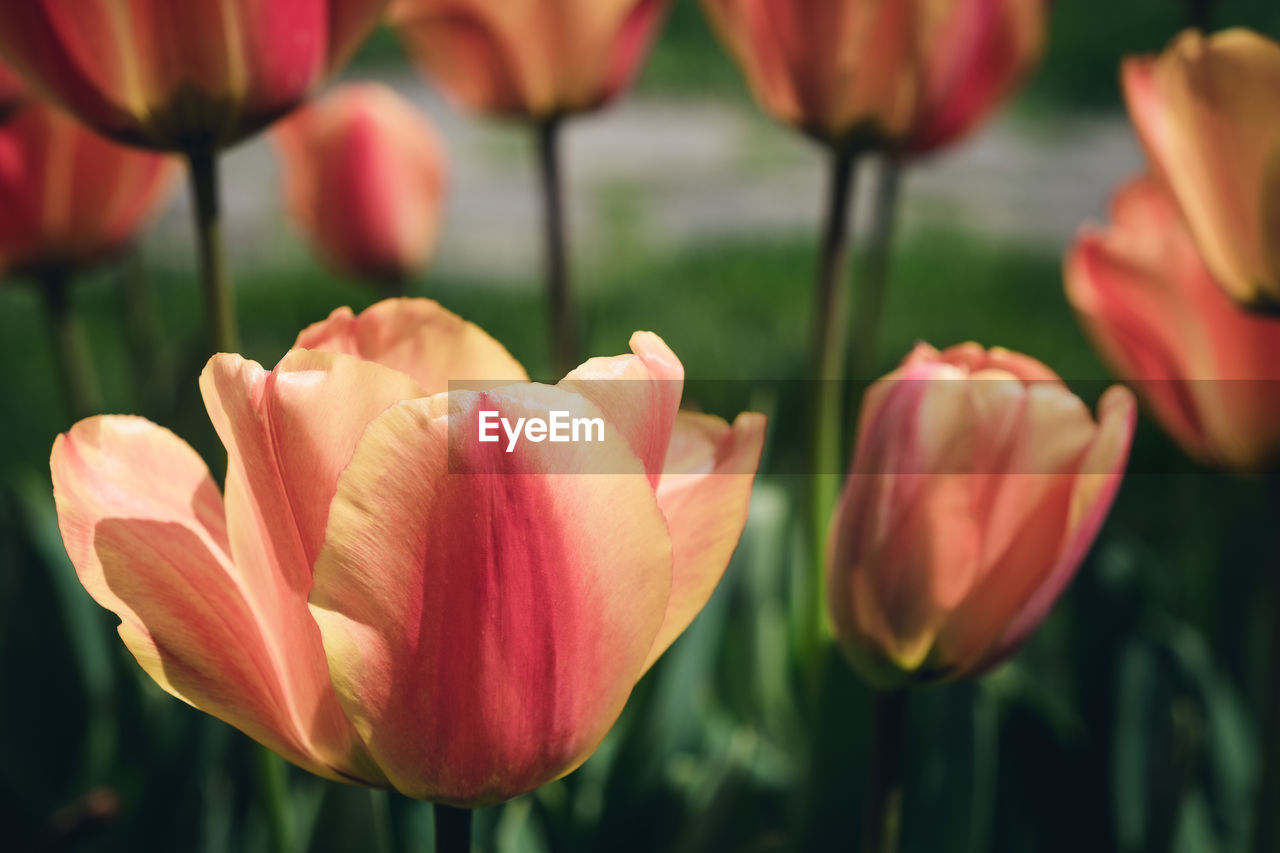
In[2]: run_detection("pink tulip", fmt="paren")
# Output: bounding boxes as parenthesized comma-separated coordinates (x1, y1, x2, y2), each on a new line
(827, 343, 1135, 687)
(389, 0, 670, 118)
(700, 0, 1046, 154)
(0, 0, 388, 150)
(0, 101, 176, 278)
(1122, 28, 1280, 309)
(51, 298, 766, 805)
(1067, 175, 1280, 472)
(274, 84, 447, 285)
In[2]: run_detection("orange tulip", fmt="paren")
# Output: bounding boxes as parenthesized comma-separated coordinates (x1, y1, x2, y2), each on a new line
(389, 0, 670, 118)
(274, 84, 447, 285)
(700, 0, 1046, 154)
(0, 0, 388, 151)
(1067, 176, 1280, 472)
(0, 58, 23, 119)
(51, 298, 766, 805)
(0, 101, 176, 279)
(826, 343, 1135, 687)
(1123, 28, 1280, 310)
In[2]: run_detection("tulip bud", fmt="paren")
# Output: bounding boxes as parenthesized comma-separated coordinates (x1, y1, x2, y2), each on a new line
(1067, 176, 1280, 472)
(826, 343, 1135, 687)
(0, 0, 389, 150)
(1122, 28, 1280, 310)
(389, 0, 670, 119)
(700, 0, 1046, 154)
(0, 101, 177, 278)
(274, 84, 447, 286)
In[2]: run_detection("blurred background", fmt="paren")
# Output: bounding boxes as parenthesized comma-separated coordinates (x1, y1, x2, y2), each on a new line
(4, 1, 1280, 851)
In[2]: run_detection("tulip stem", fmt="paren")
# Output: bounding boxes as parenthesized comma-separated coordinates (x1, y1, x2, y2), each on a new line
(849, 156, 903, 385)
(187, 150, 239, 355)
(536, 116, 580, 376)
(254, 747, 294, 853)
(433, 804, 472, 853)
(1253, 478, 1280, 853)
(39, 269, 102, 419)
(863, 689, 908, 853)
(802, 147, 860, 675)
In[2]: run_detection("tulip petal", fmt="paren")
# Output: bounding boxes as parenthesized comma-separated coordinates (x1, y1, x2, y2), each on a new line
(561, 331, 683, 487)
(642, 411, 767, 670)
(977, 386, 1137, 670)
(201, 349, 425, 576)
(309, 385, 673, 805)
(295, 298, 529, 395)
(50, 416, 378, 783)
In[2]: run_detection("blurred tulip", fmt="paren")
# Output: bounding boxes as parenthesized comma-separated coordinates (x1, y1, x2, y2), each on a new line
(274, 84, 447, 287)
(389, 0, 669, 119)
(51, 298, 766, 805)
(700, 0, 1046, 154)
(0, 0, 388, 151)
(0, 58, 23, 120)
(1123, 28, 1280, 310)
(1067, 176, 1280, 472)
(0, 101, 176, 279)
(826, 343, 1135, 687)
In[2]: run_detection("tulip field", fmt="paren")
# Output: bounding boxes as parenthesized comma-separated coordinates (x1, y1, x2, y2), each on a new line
(5, 2, 1280, 853)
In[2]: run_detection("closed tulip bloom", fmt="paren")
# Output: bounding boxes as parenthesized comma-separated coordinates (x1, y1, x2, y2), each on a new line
(826, 343, 1135, 687)
(51, 298, 766, 805)
(0, 101, 176, 278)
(700, 0, 1046, 154)
(389, 0, 670, 118)
(1067, 176, 1280, 472)
(274, 84, 447, 285)
(1123, 29, 1280, 309)
(0, 0, 388, 150)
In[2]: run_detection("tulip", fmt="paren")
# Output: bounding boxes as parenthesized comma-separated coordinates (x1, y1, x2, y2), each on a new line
(700, 0, 1047, 155)
(0, 0, 391, 356)
(274, 84, 447, 288)
(0, 102, 176, 279)
(0, 58, 23, 120)
(826, 343, 1135, 687)
(389, 0, 669, 119)
(1122, 28, 1280, 310)
(51, 297, 766, 806)
(1067, 175, 1280, 472)
(0, 0, 389, 151)
(388, 0, 672, 375)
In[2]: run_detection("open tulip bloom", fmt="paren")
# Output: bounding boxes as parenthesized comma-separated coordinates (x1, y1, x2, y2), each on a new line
(50, 298, 765, 807)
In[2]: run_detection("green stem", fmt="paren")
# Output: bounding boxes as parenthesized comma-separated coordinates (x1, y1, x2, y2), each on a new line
(863, 689, 908, 853)
(255, 747, 294, 853)
(802, 147, 860, 679)
(434, 804, 472, 853)
(39, 269, 102, 419)
(848, 156, 903, 385)
(1253, 477, 1280, 853)
(187, 150, 239, 354)
(536, 116, 580, 377)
